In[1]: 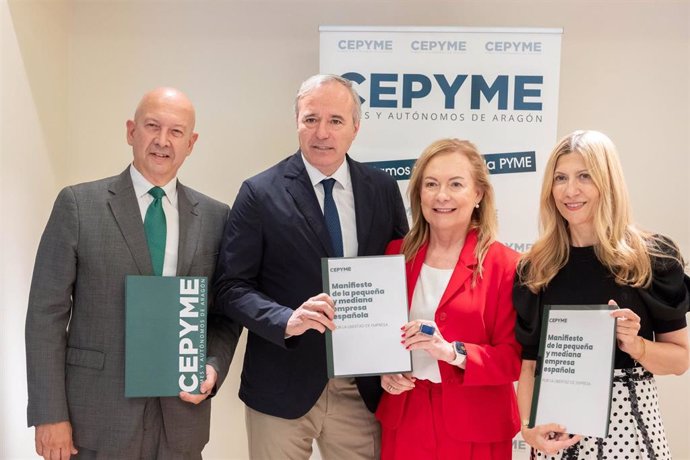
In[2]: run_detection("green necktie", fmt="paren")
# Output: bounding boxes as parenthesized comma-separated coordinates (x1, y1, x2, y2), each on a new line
(144, 186, 167, 276)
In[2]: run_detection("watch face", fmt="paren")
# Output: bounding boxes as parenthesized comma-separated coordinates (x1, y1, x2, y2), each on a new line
(454, 341, 467, 355)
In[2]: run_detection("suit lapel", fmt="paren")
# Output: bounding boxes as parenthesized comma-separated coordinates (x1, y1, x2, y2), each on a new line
(177, 183, 199, 276)
(406, 230, 478, 309)
(349, 157, 374, 256)
(406, 243, 428, 307)
(438, 230, 478, 307)
(284, 152, 333, 255)
(108, 168, 152, 275)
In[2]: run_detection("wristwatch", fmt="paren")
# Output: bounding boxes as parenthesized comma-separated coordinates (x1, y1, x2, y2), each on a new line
(450, 341, 467, 366)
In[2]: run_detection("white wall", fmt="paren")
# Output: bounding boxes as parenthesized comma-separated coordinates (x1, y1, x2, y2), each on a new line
(1, 0, 68, 458)
(2, 1, 688, 459)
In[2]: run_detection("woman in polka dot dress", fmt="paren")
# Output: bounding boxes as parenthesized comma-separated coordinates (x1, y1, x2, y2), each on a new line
(512, 131, 689, 459)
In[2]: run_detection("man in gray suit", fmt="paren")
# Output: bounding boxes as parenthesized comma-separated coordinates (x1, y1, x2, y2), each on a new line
(25, 87, 240, 460)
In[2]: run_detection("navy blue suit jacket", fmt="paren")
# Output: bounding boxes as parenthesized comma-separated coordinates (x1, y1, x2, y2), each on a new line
(214, 151, 408, 419)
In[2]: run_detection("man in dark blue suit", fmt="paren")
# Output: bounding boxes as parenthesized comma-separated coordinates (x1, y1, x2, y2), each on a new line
(214, 74, 408, 459)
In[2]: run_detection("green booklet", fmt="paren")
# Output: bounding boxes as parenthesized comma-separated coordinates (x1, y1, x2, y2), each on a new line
(125, 276, 207, 397)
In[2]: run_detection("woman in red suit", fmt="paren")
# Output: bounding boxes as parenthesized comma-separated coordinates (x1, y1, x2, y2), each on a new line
(376, 138, 521, 460)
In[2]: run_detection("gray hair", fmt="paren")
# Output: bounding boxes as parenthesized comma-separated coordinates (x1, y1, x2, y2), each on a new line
(294, 74, 362, 125)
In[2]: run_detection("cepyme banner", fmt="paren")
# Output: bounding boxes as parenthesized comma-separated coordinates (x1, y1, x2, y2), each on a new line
(320, 26, 562, 253)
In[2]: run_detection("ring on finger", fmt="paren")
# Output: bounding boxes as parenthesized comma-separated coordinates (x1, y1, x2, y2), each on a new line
(419, 323, 436, 336)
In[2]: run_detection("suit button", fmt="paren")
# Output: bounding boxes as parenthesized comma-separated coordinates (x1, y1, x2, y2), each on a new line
(438, 312, 447, 321)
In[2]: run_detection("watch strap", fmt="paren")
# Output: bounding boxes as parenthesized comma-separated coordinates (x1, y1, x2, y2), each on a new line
(450, 341, 467, 367)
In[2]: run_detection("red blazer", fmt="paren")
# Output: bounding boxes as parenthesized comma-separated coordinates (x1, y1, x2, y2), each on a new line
(376, 230, 521, 442)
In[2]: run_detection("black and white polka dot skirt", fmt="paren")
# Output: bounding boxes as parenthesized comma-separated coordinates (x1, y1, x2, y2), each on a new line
(532, 367, 671, 460)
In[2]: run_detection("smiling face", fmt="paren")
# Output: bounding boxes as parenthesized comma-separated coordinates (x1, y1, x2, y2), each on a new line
(296, 81, 359, 176)
(420, 151, 483, 237)
(127, 88, 198, 186)
(551, 152, 601, 245)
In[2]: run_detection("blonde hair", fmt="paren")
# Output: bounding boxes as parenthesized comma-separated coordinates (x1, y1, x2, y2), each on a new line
(404, 138, 497, 283)
(518, 130, 682, 292)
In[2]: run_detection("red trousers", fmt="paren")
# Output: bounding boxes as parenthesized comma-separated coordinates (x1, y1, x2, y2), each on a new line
(380, 380, 512, 460)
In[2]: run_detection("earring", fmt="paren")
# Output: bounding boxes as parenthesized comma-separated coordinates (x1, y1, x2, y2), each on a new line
(475, 203, 480, 209)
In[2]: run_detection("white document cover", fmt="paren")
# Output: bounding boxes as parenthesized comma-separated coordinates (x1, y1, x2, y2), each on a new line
(531, 305, 616, 438)
(322, 255, 412, 377)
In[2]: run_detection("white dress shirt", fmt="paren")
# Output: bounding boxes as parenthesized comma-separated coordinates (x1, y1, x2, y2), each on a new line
(130, 164, 179, 276)
(301, 155, 358, 257)
(409, 263, 453, 382)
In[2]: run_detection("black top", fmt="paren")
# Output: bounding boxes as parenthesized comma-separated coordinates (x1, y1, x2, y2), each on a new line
(514, 245, 689, 369)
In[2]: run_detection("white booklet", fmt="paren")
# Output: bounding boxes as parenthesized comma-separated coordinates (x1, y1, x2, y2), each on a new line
(322, 255, 412, 377)
(530, 304, 617, 438)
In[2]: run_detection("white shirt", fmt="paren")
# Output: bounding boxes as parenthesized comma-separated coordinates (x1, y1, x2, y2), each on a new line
(409, 263, 453, 382)
(301, 154, 358, 257)
(130, 164, 180, 276)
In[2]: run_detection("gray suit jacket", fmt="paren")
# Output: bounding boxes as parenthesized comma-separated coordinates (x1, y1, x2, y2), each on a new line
(25, 167, 241, 454)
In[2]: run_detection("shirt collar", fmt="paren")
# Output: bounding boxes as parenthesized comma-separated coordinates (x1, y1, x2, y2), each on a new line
(301, 153, 351, 189)
(129, 164, 178, 206)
